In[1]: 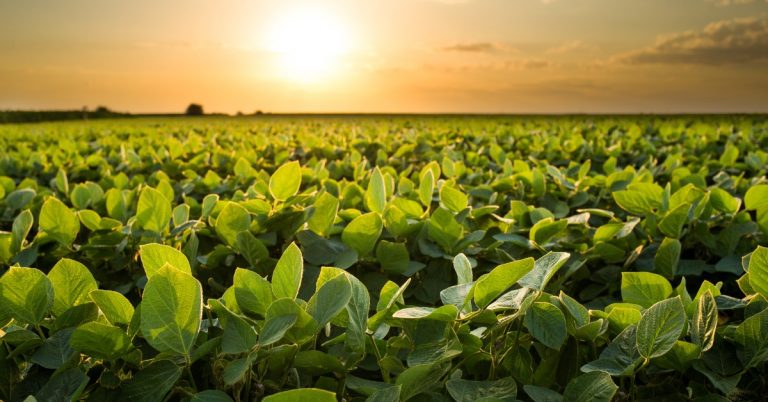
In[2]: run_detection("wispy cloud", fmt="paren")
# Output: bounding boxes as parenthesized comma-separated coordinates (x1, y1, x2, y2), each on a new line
(440, 42, 516, 54)
(706, 0, 767, 6)
(544, 40, 599, 54)
(615, 16, 768, 65)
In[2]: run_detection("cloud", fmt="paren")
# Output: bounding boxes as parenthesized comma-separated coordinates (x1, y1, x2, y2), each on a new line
(544, 40, 599, 54)
(707, 0, 767, 6)
(616, 16, 768, 65)
(440, 42, 515, 54)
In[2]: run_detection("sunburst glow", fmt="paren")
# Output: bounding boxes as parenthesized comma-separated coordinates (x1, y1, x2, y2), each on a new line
(266, 8, 350, 84)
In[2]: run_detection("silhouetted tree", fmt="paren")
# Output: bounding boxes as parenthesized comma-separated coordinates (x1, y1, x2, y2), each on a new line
(185, 103, 204, 116)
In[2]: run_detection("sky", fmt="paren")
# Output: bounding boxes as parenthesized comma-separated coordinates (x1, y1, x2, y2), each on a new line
(1, 0, 767, 114)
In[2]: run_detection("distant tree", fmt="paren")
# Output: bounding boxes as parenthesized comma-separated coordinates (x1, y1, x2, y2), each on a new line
(254, 110, 264, 115)
(95, 106, 111, 113)
(185, 103, 204, 116)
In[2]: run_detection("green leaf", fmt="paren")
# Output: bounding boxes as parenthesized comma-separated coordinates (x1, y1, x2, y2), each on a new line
(70, 322, 132, 360)
(613, 190, 659, 215)
(262, 389, 337, 402)
(396, 363, 450, 401)
(342, 212, 383, 256)
(260, 298, 300, 346)
(0, 266, 53, 325)
(139, 243, 192, 279)
(427, 207, 463, 250)
(140, 266, 202, 356)
(307, 274, 352, 327)
(119, 360, 182, 402)
(367, 386, 401, 402)
(418, 170, 435, 207)
(235, 231, 269, 267)
(562, 372, 617, 402)
(439, 185, 468, 213)
(745, 184, 768, 211)
(366, 167, 387, 213)
(748, 246, 768, 298)
(525, 302, 567, 350)
(620, 272, 673, 308)
(269, 161, 302, 201)
(234, 268, 272, 317)
(31, 328, 76, 369)
(636, 296, 686, 360)
(473, 258, 534, 309)
(733, 307, 768, 367)
(47, 258, 97, 316)
(271, 242, 303, 300)
(376, 241, 410, 275)
(523, 385, 563, 402)
(308, 192, 339, 236)
(654, 237, 681, 279)
(11, 209, 33, 254)
(529, 218, 567, 245)
(392, 305, 458, 322)
(519, 252, 570, 291)
(659, 204, 690, 238)
(216, 202, 251, 248)
(136, 187, 171, 233)
(691, 291, 717, 353)
(223, 356, 251, 385)
(581, 325, 641, 376)
(39, 197, 80, 245)
(209, 300, 257, 355)
(89, 290, 134, 325)
(35, 367, 88, 402)
(453, 253, 473, 285)
(190, 390, 235, 402)
(445, 377, 517, 402)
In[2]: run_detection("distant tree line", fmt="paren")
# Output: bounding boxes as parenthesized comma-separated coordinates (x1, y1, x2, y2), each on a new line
(0, 106, 129, 124)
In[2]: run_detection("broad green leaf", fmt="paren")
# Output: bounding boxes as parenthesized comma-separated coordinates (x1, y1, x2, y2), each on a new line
(119, 360, 182, 402)
(620, 272, 673, 308)
(35, 367, 89, 402)
(418, 170, 435, 207)
(733, 307, 768, 367)
(525, 302, 567, 350)
(367, 386, 401, 402)
(223, 356, 251, 385)
(636, 296, 686, 360)
(308, 192, 339, 236)
(613, 190, 659, 215)
(523, 385, 563, 402)
(139, 243, 192, 279)
(581, 324, 641, 376)
(748, 246, 768, 298)
(262, 389, 336, 402)
(307, 274, 352, 327)
(562, 372, 617, 402)
(47, 258, 97, 316)
(216, 202, 251, 247)
(260, 298, 301, 346)
(529, 218, 567, 245)
(474, 258, 534, 309)
(446, 377, 517, 402)
(234, 268, 272, 317)
(691, 291, 717, 353)
(235, 231, 269, 267)
(209, 299, 257, 355)
(439, 185, 468, 213)
(140, 266, 202, 356)
(10, 209, 33, 254)
(654, 237, 681, 279)
(659, 204, 690, 238)
(39, 197, 80, 245)
(453, 253, 473, 285)
(342, 212, 383, 256)
(366, 167, 387, 213)
(519, 252, 570, 291)
(745, 184, 768, 211)
(269, 161, 302, 201)
(190, 390, 235, 402)
(392, 305, 458, 322)
(376, 241, 410, 275)
(271, 242, 303, 300)
(70, 322, 132, 360)
(0, 267, 53, 325)
(136, 187, 171, 233)
(427, 207, 463, 250)
(31, 328, 76, 369)
(396, 363, 450, 401)
(89, 290, 134, 325)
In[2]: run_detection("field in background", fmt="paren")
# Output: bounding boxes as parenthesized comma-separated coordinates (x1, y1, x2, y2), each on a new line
(0, 115, 767, 401)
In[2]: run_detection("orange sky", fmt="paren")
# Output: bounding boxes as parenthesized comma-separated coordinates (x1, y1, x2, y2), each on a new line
(1, 0, 767, 113)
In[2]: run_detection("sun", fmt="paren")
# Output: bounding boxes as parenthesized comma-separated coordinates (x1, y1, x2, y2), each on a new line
(266, 8, 350, 84)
